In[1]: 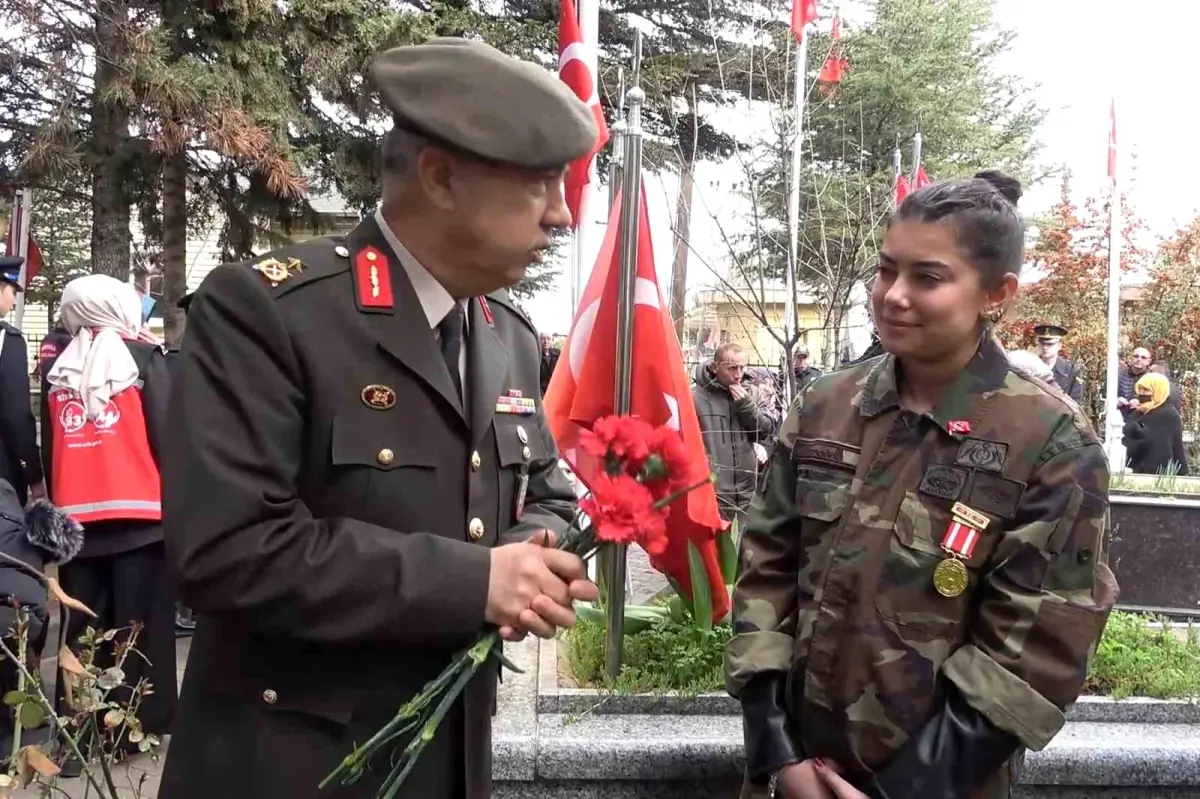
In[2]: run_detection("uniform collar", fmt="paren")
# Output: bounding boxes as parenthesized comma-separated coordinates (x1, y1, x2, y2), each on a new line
(373, 208, 468, 332)
(860, 335, 1012, 435)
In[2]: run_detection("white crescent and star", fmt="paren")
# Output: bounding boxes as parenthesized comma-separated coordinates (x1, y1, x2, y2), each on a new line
(558, 42, 600, 108)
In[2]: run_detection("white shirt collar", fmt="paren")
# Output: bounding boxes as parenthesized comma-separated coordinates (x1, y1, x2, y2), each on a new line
(373, 208, 467, 331)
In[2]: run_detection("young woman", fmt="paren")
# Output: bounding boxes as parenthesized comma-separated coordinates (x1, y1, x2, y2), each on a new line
(726, 172, 1119, 799)
(1123, 372, 1188, 475)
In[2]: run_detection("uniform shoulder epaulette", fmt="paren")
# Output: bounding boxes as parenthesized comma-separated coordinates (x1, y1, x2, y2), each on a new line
(0, 320, 22, 337)
(243, 237, 353, 299)
(484, 289, 537, 336)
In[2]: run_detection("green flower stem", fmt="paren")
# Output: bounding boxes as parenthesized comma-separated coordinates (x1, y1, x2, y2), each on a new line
(652, 474, 717, 511)
(319, 641, 480, 790)
(379, 651, 487, 799)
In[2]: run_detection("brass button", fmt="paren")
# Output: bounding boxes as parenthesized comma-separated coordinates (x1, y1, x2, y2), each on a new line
(517, 426, 529, 444)
(366, 251, 378, 262)
(468, 517, 485, 541)
(522, 446, 532, 461)
(471, 451, 482, 471)
(377, 448, 394, 465)
(262, 689, 278, 705)
(334, 245, 349, 257)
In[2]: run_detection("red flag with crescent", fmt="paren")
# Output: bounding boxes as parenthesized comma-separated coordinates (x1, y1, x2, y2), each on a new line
(558, 0, 610, 229)
(544, 183, 729, 622)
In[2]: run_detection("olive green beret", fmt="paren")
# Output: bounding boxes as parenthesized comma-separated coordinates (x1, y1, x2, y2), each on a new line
(370, 37, 599, 171)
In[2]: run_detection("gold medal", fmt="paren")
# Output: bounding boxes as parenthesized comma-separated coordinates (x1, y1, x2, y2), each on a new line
(933, 557, 969, 598)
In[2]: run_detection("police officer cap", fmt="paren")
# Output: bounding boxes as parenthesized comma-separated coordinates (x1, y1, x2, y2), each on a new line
(1034, 323, 1068, 341)
(0, 256, 24, 291)
(370, 37, 598, 171)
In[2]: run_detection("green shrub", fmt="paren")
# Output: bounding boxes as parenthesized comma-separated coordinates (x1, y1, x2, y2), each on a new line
(1085, 611, 1200, 699)
(565, 617, 731, 695)
(566, 610, 1200, 700)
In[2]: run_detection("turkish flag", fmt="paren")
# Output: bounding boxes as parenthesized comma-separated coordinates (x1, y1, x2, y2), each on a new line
(544, 183, 729, 622)
(914, 164, 931, 190)
(4, 201, 44, 284)
(817, 14, 847, 85)
(894, 173, 910, 206)
(791, 0, 818, 43)
(558, 0, 610, 229)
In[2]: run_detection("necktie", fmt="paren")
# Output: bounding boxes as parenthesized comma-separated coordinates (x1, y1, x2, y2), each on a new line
(437, 303, 466, 399)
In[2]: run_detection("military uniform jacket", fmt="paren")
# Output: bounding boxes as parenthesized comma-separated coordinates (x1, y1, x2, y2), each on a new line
(159, 216, 576, 799)
(0, 321, 42, 503)
(1050, 356, 1083, 403)
(726, 337, 1119, 798)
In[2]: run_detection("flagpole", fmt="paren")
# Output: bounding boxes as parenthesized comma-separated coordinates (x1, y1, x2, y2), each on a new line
(1103, 99, 1124, 471)
(784, 30, 808, 401)
(604, 30, 644, 678)
(909, 128, 922, 182)
(608, 67, 626, 213)
(12, 188, 32, 329)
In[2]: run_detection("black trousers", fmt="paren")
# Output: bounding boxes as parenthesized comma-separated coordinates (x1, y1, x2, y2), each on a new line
(54, 542, 178, 737)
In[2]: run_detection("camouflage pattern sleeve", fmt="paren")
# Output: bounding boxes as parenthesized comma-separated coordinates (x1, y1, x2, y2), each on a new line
(725, 393, 804, 697)
(942, 434, 1119, 751)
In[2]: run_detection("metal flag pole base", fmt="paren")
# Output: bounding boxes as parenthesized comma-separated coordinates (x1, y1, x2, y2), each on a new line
(603, 33, 645, 680)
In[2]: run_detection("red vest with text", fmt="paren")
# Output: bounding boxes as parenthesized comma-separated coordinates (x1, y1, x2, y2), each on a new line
(48, 382, 161, 524)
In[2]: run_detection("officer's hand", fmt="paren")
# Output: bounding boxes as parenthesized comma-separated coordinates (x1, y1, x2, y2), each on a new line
(487, 541, 581, 639)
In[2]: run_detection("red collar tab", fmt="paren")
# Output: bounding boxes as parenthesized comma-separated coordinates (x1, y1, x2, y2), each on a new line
(479, 296, 494, 326)
(947, 420, 971, 435)
(354, 246, 394, 312)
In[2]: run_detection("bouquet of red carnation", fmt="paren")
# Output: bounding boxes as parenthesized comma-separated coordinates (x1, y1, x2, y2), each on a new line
(320, 414, 712, 798)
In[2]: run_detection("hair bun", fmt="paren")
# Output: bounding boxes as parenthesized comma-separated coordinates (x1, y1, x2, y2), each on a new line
(974, 170, 1022, 206)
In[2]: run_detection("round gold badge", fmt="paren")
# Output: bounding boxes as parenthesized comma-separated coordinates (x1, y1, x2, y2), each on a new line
(933, 558, 969, 598)
(361, 384, 396, 410)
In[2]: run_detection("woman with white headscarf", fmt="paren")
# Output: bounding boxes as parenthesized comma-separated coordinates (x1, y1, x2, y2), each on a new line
(39, 274, 177, 765)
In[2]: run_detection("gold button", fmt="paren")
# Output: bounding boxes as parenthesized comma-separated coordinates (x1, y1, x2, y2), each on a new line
(517, 426, 529, 444)
(334, 245, 349, 257)
(468, 517, 485, 541)
(377, 448, 394, 465)
(262, 689, 278, 705)
(522, 446, 531, 461)
(471, 451, 482, 471)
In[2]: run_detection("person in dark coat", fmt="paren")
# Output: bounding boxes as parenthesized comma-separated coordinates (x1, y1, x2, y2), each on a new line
(157, 38, 599, 799)
(0, 480, 84, 750)
(1034, 323, 1084, 403)
(1123, 372, 1189, 475)
(0, 256, 44, 506)
(41, 274, 178, 763)
(1149, 361, 1183, 411)
(36, 321, 72, 380)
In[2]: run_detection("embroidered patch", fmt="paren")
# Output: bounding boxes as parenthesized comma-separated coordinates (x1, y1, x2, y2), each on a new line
(955, 437, 1009, 473)
(791, 438, 860, 470)
(966, 472, 1026, 520)
(917, 464, 969, 502)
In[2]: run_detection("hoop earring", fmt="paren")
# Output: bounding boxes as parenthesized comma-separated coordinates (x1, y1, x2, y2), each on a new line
(981, 306, 1004, 324)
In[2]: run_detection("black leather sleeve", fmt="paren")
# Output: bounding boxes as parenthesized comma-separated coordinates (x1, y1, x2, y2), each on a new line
(740, 674, 803, 781)
(862, 682, 1020, 799)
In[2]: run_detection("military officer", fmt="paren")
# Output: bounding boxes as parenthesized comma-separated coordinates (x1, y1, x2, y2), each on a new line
(726, 173, 1117, 799)
(159, 38, 599, 799)
(1034, 323, 1083, 403)
(0, 256, 44, 506)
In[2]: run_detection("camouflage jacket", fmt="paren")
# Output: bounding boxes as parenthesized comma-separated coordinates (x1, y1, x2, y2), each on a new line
(725, 336, 1119, 796)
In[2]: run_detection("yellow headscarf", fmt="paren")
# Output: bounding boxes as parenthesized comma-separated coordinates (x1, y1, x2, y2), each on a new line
(1134, 372, 1170, 413)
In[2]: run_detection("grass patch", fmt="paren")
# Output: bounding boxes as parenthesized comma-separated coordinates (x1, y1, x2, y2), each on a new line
(1085, 611, 1200, 699)
(565, 617, 731, 695)
(565, 610, 1200, 700)
(1110, 472, 1200, 495)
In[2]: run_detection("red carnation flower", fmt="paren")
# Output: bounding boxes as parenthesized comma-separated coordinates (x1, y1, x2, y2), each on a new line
(580, 415, 654, 474)
(641, 425, 691, 497)
(579, 473, 668, 556)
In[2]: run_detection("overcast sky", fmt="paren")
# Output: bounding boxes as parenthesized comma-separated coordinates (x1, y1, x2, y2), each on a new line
(524, 0, 1197, 336)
